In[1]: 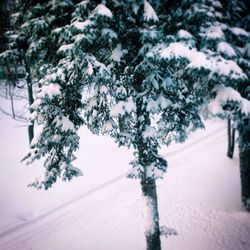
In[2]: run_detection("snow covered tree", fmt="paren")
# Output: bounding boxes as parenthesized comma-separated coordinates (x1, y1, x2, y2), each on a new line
(12, 0, 249, 248)
(227, 0, 250, 211)
(221, 0, 249, 159)
(0, 1, 22, 118)
(0, 0, 75, 143)
(22, 1, 207, 249)
(167, 0, 250, 211)
(212, 0, 250, 211)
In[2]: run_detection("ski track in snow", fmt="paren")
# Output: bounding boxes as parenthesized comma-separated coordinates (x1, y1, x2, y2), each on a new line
(0, 122, 250, 250)
(0, 174, 125, 239)
(0, 124, 225, 241)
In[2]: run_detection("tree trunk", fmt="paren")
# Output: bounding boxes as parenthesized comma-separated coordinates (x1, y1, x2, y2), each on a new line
(239, 147, 250, 212)
(27, 78, 34, 144)
(24, 59, 34, 144)
(8, 83, 15, 119)
(227, 118, 235, 159)
(238, 125, 250, 212)
(135, 96, 162, 250)
(231, 128, 235, 156)
(141, 178, 161, 250)
(28, 122, 34, 144)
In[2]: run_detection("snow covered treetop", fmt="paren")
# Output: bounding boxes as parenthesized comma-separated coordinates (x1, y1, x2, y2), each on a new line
(19, 0, 249, 188)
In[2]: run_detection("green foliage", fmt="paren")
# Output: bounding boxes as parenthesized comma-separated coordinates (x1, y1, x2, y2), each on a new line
(3, 0, 249, 188)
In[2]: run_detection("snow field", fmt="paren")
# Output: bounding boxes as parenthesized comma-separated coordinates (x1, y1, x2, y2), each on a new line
(0, 111, 250, 250)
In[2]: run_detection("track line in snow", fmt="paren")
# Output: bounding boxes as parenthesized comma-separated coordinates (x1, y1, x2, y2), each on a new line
(1, 122, 247, 250)
(166, 125, 225, 157)
(0, 123, 226, 242)
(0, 174, 125, 240)
(163, 130, 226, 182)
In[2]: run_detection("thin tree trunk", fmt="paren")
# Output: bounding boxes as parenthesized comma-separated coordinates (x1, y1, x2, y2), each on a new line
(28, 122, 34, 144)
(227, 118, 236, 159)
(238, 127, 250, 212)
(24, 59, 34, 144)
(239, 147, 250, 211)
(141, 178, 161, 250)
(8, 83, 15, 119)
(5, 64, 16, 118)
(27, 79, 34, 144)
(227, 118, 232, 158)
(135, 96, 161, 250)
(231, 128, 235, 156)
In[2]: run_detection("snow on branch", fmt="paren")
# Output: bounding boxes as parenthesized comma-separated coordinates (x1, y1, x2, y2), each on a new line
(160, 42, 247, 80)
(217, 42, 236, 58)
(110, 98, 135, 117)
(110, 44, 125, 62)
(160, 42, 194, 60)
(53, 115, 76, 132)
(144, 1, 159, 22)
(177, 29, 193, 39)
(36, 83, 61, 100)
(203, 25, 225, 40)
(57, 44, 74, 54)
(71, 20, 92, 31)
(28, 162, 83, 190)
(93, 4, 113, 18)
(230, 27, 249, 37)
(210, 86, 250, 115)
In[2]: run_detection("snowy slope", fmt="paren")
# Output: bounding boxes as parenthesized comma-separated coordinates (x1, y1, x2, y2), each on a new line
(0, 108, 250, 250)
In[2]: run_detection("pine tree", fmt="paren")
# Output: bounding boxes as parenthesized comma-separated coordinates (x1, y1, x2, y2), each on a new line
(22, 1, 208, 249)
(230, 0, 250, 212)
(0, 0, 75, 143)
(168, 0, 250, 211)
(3, 0, 248, 249)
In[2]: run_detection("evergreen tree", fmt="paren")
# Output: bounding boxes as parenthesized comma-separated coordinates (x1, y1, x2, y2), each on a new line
(221, 0, 250, 210)
(167, 0, 250, 211)
(23, 1, 206, 248)
(2, 0, 248, 249)
(0, 0, 75, 143)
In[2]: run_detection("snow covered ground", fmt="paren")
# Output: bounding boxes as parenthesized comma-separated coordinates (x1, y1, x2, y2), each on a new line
(0, 97, 250, 250)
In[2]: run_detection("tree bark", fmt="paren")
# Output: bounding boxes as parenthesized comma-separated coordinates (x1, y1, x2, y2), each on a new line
(141, 178, 161, 250)
(238, 125, 250, 212)
(24, 59, 34, 144)
(27, 79, 34, 144)
(135, 96, 162, 250)
(227, 118, 235, 159)
(8, 83, 15, 119)
(231, 128, 235, 157)
(239, 147, 250, 212)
